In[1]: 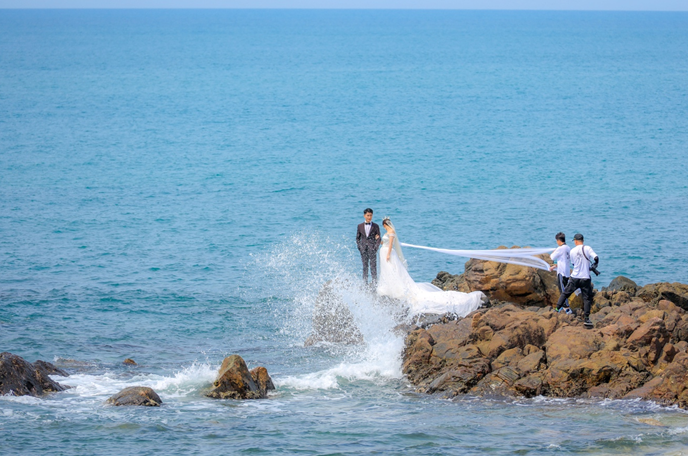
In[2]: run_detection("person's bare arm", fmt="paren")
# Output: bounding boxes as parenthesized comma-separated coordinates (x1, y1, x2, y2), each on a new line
(386, 233, 395, 261)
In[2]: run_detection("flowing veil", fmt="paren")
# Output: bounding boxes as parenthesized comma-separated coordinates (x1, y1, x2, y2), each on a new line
(400, 243, 555, 271)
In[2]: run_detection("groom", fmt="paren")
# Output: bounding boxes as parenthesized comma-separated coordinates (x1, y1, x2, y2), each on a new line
(356, 208, 381, 284)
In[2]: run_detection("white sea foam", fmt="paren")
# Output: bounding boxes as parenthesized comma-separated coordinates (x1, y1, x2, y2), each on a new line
(255, 233, 407, 390)
(58, 362, 217, 400)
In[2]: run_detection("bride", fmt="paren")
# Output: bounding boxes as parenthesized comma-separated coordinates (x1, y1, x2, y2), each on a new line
(376, 217, 486, 317)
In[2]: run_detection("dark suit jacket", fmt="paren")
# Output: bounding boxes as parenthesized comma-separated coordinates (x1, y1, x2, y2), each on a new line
(356, 222, 381, 253)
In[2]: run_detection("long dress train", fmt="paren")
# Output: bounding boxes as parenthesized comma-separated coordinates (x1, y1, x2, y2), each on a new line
(376, 232, 485, 317)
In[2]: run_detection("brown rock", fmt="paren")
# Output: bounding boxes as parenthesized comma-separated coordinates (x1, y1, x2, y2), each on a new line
(402, 329, 438, 385)
(517, 350, 545, 374)
(658, 299, 684, 314)
(491, 347, 523, 370)
(632, 353, 688, 407)
(676, 341, 688, 353)
(523, 344, 541, 355)
(536, 314, 560, 338)
(543, 359, 589, 396)
(250, 367, 275, 397)
(586, 371, 649, 399)
(544, 351, 629, 397)
(673, 316, 688, 342)
(475, 325, 494, 341)
(0, 352, 69, 397)
(611, 291, 633, 306)
(513, 374, 544, 398)
(605, 276, 639, 294)
(425, 359, 491, 395)
(592, 293, 612, 313)
(106, 386, 162, 406)
(205, 355, 269, 400)
(614, 314, 641, 338)
(470, 366, 521, 396)
(636, 282, 688, 310)
(33, 360, 69, 377)
(638, 309, 667, 324)
(123, 358, 137, 365)
(626, 318, 669, 362)
(545, 327, 603, 363)
(624, 377, 664, 400)
(655, 343, 677, 372)
(428, 318, 471, 347)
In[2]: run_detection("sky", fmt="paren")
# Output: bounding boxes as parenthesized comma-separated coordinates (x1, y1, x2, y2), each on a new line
(1, 0, 687, 10)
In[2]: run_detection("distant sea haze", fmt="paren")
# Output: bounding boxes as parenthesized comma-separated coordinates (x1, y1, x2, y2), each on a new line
(1, 9, 688, 455)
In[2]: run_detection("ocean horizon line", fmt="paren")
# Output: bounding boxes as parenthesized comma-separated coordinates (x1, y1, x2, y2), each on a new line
(2, 7, 688, 13)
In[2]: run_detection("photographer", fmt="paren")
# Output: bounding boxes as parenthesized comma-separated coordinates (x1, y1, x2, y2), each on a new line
(555, 233, 599, 329)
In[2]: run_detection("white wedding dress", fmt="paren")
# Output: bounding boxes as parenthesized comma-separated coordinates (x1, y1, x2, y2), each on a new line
(376, 232, 485, 317)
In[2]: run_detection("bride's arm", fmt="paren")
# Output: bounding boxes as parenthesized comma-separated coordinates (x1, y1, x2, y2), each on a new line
(386, 233, 395, 261)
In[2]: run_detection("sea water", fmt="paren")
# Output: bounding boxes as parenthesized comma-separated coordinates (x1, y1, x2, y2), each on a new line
(1, 10, 688, 455)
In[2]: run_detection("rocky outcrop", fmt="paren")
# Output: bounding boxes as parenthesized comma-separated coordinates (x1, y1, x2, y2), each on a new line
(106, 386, 162, 406)
(305, 280, 365, 346)
(605, 276, 638, 294)
(636, 282, 688, 311)
(402, 295, 688, 408)
(0, 352, 69, 397)
(250, 366, 276, 397)
(123, 358, 137, 365)
(206, 355, 273, 400)
(432, 247, 559, 307)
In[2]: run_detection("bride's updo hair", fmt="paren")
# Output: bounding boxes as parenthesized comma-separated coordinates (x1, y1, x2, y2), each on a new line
(382, 217, 391, 227)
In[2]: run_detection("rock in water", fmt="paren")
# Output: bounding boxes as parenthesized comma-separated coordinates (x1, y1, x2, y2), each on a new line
(304, 280, 364, 346)
(106, 386, 162, 406)
(0, 352, 69, 397)
(123, 358, 137, 365)
(250, 366, 275, 397)
(33, 360, 69, 377)
(206, 355, 272, 399)
(432, 247, 559, 307)
(605, 276, 639, 294)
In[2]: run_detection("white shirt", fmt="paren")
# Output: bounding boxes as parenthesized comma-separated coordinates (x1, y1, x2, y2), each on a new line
(570, 244, 598, 279)
(550, 244, 571, 277)
(364, 222, 371, 237)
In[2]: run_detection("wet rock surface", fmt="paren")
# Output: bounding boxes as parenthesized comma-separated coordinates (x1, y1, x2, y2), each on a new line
(206, 354, 273, 400)
(402, 285, 688, 408)
(250, 366, 276, 397)
(106, 386, 162, 406)
(0, 352, 69, 397)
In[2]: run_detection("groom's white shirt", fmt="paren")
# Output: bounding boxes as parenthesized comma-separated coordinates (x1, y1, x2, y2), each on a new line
(364, 223, 371, 237)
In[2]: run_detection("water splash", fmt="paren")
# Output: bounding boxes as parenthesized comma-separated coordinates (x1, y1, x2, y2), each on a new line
(251, 232, 407, 389)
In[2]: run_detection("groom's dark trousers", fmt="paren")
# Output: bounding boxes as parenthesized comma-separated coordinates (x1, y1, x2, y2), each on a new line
(356, 222, 381, 283)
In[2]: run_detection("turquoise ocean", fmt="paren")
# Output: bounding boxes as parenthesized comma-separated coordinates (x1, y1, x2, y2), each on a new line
(2, 9, 688, 455)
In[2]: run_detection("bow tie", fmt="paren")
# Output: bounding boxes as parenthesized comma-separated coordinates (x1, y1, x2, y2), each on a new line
(365, 223, 371, 225)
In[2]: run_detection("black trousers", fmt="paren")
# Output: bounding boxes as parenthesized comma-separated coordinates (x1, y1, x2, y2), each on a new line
(557, 274, 570, 307)
(360, 248, 377, 283)
(557, 277, 594, 318)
